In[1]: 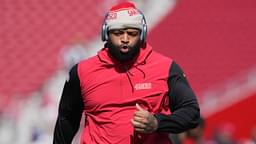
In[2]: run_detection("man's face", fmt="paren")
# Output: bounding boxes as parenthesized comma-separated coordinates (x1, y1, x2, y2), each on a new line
(107, 28, 142, 62)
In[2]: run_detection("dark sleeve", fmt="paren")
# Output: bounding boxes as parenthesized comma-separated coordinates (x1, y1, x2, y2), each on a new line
(154, 61, 200, 133)
(53, 64, 84, 144)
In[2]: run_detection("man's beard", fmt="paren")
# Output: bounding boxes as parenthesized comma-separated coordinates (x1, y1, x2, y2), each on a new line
(107, 40, 142, 63)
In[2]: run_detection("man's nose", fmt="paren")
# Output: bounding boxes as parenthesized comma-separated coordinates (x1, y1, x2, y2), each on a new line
(121, 33, 129, 43)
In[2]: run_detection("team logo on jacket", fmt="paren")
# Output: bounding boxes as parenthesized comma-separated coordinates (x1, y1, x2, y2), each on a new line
(134, 83, 152, 90)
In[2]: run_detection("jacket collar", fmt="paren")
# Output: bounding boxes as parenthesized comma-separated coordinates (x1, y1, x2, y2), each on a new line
(97, 43, 152, 66)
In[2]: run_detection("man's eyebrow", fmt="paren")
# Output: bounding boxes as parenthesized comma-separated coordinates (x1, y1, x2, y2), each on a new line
(109, 30, 122, 33)
(127, 30, 139, 32)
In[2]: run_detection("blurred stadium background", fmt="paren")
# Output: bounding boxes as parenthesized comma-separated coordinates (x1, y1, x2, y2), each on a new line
(0, 0, 256, 143)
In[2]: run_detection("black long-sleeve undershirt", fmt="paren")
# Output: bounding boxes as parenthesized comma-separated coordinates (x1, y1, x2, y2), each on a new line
(53, 64, 83, 144)
(155, 61, 200, 133)
(53, 61, 200, 143)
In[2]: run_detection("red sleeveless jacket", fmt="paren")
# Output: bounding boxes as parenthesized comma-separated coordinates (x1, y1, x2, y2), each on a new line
(78, 44, 173, 144)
